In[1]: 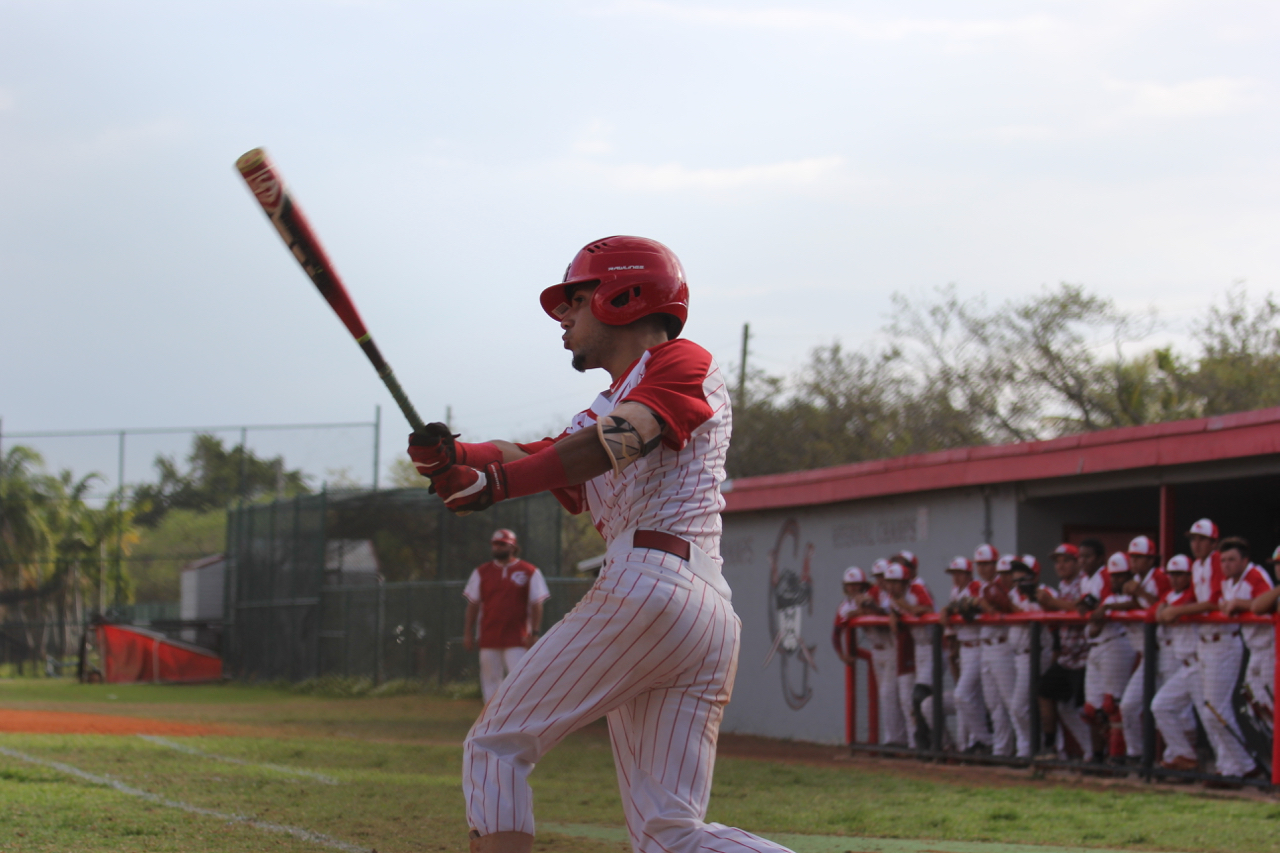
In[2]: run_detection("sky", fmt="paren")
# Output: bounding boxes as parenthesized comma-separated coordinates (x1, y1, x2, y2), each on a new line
(2, 1, 1278, 495)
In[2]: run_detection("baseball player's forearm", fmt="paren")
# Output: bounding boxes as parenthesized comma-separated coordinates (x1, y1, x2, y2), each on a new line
(464, 601, 480, 645)
(528, 601, 544, 635)
(1251, 586, 1280, 614)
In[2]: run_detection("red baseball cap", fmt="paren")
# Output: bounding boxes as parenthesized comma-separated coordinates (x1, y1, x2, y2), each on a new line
(491, 528, 518, 545)
(1013, 554, 1040, 575)
(1165, 554, 1192, 574)
(882, 563, 908, 581)
(1128, 536, 1157, 556)
(1107, 552, 1132, 574)
(974, 544, 999, 562)
(843, 566, 868, 585)
(1053, 543, 1079, 557)
(1187, 518, 1218, 539)
(947, 556, 973, 573)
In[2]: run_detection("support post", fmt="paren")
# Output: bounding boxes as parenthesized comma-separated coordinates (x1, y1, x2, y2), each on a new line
(1142, 620, 1158, 781)
(1030, 621, 1042, 757)
(931, 621, 945, 753)
(737, 323, 750, 406)
(1273, 612, 1280, 787)
(115, 431, 125, 610)
(1158, 484, 1176, 568)
(844, 625, 855, 745)
(375, 578, 385, 686)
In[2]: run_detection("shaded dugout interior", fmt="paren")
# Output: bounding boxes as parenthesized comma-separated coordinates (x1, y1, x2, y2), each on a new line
(717, 407, 1280, 744)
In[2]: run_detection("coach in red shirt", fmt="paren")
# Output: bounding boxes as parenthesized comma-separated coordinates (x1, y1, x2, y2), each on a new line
(463, 529, 551, 703)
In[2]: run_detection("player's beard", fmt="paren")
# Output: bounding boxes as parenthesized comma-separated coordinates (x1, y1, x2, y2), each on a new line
(569, 324, 608, 373)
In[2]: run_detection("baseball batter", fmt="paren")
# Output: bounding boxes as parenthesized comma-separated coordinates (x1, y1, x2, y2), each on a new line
(408, 237, 795, 853)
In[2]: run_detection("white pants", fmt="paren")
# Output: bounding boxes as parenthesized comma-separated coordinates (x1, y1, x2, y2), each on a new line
(463, 538, 794, 853)
(479, 647, 527, 703)
(1244, 642, 1274, 717)
(955, 643, 990, 749)
(870, 643, 909, 746)
(1084, 635, 1135, 717)
(981, 641, 1015, 756)
(1152, 657, 1204, 764)
(1119, 642, 1182, 759)
(1198, 635, 1255, 777)
(1011, 647, 1053, 758)
(912, 626, 934, 691)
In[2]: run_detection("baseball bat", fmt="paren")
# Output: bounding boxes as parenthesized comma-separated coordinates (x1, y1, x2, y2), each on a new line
(235, 148, 425, 431)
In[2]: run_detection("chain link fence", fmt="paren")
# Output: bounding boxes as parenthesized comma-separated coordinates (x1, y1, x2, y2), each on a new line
(224, 488, 592, 684)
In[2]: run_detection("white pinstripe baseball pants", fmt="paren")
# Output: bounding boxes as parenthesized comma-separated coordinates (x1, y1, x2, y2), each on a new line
(463, 536, 795, 853)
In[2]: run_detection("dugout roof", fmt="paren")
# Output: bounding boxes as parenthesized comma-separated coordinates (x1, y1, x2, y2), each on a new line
(722, 406, 1280, 514)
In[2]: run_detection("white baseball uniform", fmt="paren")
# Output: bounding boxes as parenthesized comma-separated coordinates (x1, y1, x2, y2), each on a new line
(908, 579, 936, 693)
(1009, 584, 1054, 758)
(874, 587, 917, 748)
(462, 339, 795, 853)
(952, 580, 991, 750)
(1118, 568, 1171, 758)
(1151, 586, 1203, 765)
(1222, 562, 1274, 717)
(979, 584, 1016, 757)
(861, 584, 906, 746)
(1082, 569, 1134, 726)
(1192, 551, 1255, 776)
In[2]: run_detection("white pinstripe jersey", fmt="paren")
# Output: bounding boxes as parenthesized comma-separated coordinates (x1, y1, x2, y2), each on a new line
(556, 339, 731, 562)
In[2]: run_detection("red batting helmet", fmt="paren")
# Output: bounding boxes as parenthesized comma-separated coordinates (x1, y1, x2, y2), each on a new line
(540, 236, 689, 337)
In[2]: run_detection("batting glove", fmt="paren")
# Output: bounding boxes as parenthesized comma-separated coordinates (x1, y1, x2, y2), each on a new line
(407, 423, 459, 477)
(430, 462, 509, 514)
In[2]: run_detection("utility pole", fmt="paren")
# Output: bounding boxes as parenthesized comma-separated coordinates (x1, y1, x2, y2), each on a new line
(446, 405, 453, 432)
(737, 323, 750, 406)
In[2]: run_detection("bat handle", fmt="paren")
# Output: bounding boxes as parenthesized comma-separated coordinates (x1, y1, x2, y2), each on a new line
(379, 367, 425, 432)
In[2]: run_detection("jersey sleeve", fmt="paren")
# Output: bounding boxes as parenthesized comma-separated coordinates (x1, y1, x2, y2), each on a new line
(527, 568, 551, 604)
(1246, 567, 1274, 597)
(619, 339, 716, 451)
(910, 581, 935, 610)
(463, 569, 481, 604)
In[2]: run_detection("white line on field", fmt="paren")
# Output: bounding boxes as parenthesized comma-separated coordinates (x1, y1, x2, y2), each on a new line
(0, 745, 367, 853)
(137, 735, 340, 784)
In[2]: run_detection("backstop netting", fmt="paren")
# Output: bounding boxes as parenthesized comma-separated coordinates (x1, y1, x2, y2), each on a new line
(224, 488, 592, 684)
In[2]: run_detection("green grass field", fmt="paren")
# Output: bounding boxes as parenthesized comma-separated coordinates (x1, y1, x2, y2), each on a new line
(1, 679, 1278, 853)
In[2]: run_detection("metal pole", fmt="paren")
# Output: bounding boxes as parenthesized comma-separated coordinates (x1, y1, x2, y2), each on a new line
(238, 426, 248, 504)
(115, 431, 125, 610)
(1030, 621, 1042, 758)
(931, 621, 945, 753)
(372, 405, 381, 491)
(1142, 620, 1158, 781)
(737, 323, 750, 405)
(1159, 484, 1176, 569)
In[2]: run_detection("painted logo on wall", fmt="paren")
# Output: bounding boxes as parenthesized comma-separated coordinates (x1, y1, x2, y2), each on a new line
(764, 518, 818, 710)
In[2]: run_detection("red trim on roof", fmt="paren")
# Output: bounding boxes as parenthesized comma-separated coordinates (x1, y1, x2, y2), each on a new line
(723, 407, 1280, 513)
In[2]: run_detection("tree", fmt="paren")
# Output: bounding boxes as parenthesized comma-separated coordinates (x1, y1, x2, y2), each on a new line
(132, 433, 311, 526)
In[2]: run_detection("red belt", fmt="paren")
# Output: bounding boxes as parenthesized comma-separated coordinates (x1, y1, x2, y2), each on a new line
(634, 529, 691, 561)
(961, 640, 981, 648)
(1200, 631, 1240, 643)
(982, 636, 1008, 645)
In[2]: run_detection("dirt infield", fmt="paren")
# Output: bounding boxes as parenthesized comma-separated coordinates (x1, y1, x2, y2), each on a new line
(0, 708, 228, 736)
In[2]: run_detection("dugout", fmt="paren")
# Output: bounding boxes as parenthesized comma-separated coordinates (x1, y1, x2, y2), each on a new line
(717, 406, 1280, 744)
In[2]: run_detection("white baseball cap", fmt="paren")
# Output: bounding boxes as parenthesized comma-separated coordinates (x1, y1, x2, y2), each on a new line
(1014, 554, 1040, 575)
(843, 566, 868, 584)
(871, 558, 891, 576)
(1188, 518, 1219, 539)
(947, 556, 973, 573)
(1107, 552, 1132, 574)
(491, 528, 518, 545)
(1053, 543, 1080, 557)
(1128, 535, 1157, 556)
(974, 544, 999, 562)
(896, 550, 918, 570)
(995, 554, 1015, 573)
(1165, 554, 1192, 574)
(882, 563, 907, 581)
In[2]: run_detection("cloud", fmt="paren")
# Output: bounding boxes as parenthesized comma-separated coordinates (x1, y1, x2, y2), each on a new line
(1112, 77, 1260, 120)
(599, 1, 1060, 44)
(574, 155, 846, 193)
(0, 88, 14, 111)
(572, 119, 614, 156)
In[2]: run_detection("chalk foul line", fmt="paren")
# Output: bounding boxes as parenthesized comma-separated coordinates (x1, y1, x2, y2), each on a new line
(0, 745, 366, 853)
(137, 735, 340, 784)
